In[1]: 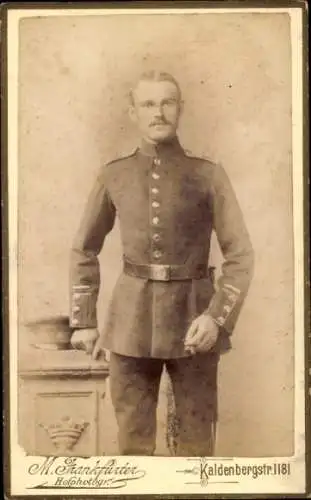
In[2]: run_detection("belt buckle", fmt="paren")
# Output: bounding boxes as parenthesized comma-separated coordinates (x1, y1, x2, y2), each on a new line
(150, 264, 170, 281)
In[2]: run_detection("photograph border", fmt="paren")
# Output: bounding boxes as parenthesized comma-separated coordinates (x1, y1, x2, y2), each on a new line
(1, 1, 309, 498)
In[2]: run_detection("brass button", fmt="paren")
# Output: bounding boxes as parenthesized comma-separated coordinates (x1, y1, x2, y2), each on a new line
(153, 158, 161, 166)
(152, 233, 161, 242)
(71, 318, 79, 326)
(152, 201, 160, 208)
(73, 293, 81, 300)
(152, 216, 160, 225)
(152, 172, 160, 180)
(153, 250, 162, 259)
(151, 187, 159, 194)
(72, 306, 80, 313)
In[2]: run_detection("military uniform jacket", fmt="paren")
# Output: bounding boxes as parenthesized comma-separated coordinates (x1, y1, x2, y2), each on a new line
(70, 137, 254, 358)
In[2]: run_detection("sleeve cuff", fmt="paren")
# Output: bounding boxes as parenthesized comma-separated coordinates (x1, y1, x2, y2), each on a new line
(204, 283, 241, 329)
(70, 285, 98, 329)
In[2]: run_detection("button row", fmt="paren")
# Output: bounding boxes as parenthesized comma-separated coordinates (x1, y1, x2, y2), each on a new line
(151, 157, 162, 260)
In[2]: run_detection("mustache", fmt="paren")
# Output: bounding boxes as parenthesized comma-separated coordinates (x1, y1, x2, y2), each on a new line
(150, 119, 171, 127)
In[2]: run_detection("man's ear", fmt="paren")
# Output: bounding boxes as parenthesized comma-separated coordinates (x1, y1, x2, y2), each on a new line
(128, 104, 137, 124)
(179, 99, 185, 117)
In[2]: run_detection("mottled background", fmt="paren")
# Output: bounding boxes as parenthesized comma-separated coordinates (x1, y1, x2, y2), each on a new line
(18, 12, 294, 456)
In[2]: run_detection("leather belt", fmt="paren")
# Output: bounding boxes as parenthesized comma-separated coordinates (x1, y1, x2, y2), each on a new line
(123, 259, 214, 282)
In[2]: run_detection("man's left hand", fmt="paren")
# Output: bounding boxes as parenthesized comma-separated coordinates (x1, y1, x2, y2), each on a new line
(184, 313, 219, 354)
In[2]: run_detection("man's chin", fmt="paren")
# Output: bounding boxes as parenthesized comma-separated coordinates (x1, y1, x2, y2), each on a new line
(148, 131, 175, 143)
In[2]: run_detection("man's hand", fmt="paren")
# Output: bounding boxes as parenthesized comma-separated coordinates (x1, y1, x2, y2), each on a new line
(71, 329, 108, 360)
(91, 335, 109, 361)
(184, 314, 219, 354)
(71, 328, 100, 357)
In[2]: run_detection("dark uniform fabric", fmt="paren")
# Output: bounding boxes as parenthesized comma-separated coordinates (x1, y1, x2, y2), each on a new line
(69, 136, 254, 456)
(109, 351, 219, 456)
(70, 137, 254, 359)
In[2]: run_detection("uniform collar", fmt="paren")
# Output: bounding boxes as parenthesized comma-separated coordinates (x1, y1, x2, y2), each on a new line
(137, 136, 185, 159)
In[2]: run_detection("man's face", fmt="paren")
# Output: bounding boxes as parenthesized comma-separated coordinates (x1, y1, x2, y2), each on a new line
(129, 79, 182, 143)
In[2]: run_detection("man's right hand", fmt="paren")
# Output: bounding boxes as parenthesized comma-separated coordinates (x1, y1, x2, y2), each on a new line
(70, 328, 99, 355)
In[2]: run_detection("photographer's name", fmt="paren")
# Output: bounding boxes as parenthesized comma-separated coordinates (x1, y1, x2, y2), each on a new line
(28, 457, 146, 489)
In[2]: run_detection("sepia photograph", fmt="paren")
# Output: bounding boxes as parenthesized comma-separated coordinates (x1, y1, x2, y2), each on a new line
(3, 2, 308, 496)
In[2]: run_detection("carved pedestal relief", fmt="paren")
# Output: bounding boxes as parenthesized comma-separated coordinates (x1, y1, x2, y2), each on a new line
(40, 415, 89, 453)
(34, 391, 96, 456)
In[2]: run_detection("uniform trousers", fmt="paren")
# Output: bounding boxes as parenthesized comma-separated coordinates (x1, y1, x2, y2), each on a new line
(109, 350, 219, 456)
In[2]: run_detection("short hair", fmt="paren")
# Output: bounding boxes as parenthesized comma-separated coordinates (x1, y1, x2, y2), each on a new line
(129, 70, 182, 104)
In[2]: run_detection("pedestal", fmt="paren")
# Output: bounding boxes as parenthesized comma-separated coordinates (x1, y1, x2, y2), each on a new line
(18, 347, 117, 456)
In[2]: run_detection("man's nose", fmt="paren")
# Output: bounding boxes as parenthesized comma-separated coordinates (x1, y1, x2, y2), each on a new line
(153, 105, 164, 117)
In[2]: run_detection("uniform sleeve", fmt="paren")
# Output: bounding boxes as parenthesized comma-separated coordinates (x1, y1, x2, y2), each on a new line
(204, 163, 255, 335)
(69, 167, 116, 329)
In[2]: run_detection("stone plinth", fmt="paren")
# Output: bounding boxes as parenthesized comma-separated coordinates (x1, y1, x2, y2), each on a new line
(18, 347, 117, 456)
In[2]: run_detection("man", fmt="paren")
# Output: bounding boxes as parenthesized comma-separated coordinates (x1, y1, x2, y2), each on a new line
(69, 71, 254, 456)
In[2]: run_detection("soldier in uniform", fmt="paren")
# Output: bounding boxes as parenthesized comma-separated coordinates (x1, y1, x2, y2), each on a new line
(69, 71, 254, 456)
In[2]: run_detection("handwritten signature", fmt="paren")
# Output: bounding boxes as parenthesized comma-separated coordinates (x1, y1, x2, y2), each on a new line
(28, 457, 146, 490)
